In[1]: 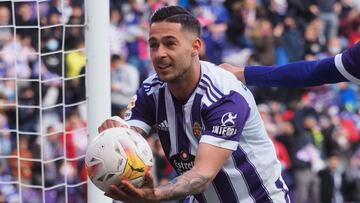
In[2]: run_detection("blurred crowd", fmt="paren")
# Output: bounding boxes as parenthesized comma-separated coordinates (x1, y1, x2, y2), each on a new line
(1, 0, 360, 202)
(109, 0, 360, 203)
(0, 0, 87, 202)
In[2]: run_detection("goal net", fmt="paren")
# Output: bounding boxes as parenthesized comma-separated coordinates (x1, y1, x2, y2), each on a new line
(0, 0, 97, 202)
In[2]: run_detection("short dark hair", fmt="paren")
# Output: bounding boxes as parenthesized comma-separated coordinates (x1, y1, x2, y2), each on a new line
(150, 6, 201, 37)
(111, 54, 123, 63)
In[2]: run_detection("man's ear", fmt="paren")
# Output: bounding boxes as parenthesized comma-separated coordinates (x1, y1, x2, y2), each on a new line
(191, 38, 202, 57)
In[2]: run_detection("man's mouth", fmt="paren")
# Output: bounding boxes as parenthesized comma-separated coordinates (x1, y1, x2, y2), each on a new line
(157, 64, 171, 69)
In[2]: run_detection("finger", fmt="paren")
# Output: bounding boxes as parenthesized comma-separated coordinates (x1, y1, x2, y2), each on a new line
(109, 116, 130, 128)
(104, 191, 117, 200)
(98, 116, 129, 133)
(106, 120, 116, 128)
(100, 120, 120, 129)
(144, 172, 154, 183)
(98, 121, 111, 133)
(121, 180, 140, 195)
(107, 184, 132, 202)
(112, 178, 136, 196)
(98, 125, 104, 133)
(111, 120, 123, 128)
(98, 120, 117, 133)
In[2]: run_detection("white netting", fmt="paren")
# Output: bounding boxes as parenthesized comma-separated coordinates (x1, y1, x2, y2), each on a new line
(0, 0, 88, 202)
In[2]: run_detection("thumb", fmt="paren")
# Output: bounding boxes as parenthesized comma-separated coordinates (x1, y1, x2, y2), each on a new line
(143, 172, 155, 186)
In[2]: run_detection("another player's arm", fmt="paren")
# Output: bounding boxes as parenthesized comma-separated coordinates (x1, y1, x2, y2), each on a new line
(220, 58, 348, 87)
(154, 143, 232, 201)
(220, 42, 360, 87)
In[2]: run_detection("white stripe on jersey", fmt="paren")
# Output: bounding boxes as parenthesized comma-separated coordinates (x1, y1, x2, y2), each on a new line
(200, 135, 238, 150)
(143, 75, 165, 95)
(164, 87, 178, 157)
(223, 158, 255, 203)
(203, 183, 222, 203)
(202, 76, 223, 99)
(197, 87, 213, 107)
(183, 96, 200, 155)
(127, 119, 152, 134)
(335, 53, 360, 84)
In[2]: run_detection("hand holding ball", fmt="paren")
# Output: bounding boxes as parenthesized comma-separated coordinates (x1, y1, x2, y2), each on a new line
(85, 127, 153, 192)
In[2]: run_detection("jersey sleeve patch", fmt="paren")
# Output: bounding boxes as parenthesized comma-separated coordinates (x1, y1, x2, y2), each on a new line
(201, 91, 251, 145)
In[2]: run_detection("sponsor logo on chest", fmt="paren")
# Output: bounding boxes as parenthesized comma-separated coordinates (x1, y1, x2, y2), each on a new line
(170, 150, 195, 175)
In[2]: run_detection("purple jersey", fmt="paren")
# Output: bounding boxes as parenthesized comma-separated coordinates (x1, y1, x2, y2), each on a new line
(125, 61, 290, 203)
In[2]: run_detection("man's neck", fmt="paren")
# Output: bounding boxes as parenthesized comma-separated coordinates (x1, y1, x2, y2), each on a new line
(168, 61, 201, 102)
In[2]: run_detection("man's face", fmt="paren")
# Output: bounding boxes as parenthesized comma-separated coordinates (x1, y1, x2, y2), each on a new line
(149, 22, 196, 83)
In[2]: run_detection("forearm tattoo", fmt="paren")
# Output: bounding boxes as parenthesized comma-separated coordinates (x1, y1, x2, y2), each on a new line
(156, 171, 210, 201)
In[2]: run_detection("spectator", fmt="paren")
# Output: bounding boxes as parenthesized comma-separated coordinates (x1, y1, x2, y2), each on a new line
(343, 147, 360, 202)
(318, 153, 345, 203)
(293, 116, 324, 203)
(109, 8, 129, 57)
(111, 54, 139, 118)
(65, 109, 87, 159)
(314, 0, 339, 41)
(250, 19, 278, 65)
(15, 2, 37, 26)
(281, 15, 305, 61)
(304, 18, 325, 59)
(8, 136, 33, 184)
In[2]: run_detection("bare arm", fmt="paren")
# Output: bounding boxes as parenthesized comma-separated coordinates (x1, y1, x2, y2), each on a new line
(106, 143, 233, 202)
(154, 167, 208, 200)
(154, 143, 232, 200)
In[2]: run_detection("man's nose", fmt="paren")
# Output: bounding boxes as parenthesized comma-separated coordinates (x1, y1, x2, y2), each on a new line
(156, 44, 167, 57)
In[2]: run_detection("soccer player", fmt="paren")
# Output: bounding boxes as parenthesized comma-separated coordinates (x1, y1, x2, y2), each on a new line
(220, 42, 360, 87)
(98, 6, 290, 203)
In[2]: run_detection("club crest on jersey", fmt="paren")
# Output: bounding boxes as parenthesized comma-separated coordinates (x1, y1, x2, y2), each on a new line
(212, 112, 238, 137)
(192, 122, 202, 139)
(124, 95, 137, 120)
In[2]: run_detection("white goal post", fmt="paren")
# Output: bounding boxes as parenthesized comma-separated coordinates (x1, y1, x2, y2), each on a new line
(85, 0, 112, 202)
(0, 0, 112, 202)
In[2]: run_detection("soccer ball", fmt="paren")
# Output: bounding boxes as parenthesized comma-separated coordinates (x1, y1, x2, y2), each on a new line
(85, 127, 153, 192)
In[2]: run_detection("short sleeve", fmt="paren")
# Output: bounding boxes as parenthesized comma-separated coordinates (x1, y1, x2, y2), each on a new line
(200, 91, 250, 151)
(124, 87, 156, 134)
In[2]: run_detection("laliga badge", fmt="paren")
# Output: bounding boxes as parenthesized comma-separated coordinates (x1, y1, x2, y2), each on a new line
(124, 95, 137, 120)
(193, 122, 202, 139)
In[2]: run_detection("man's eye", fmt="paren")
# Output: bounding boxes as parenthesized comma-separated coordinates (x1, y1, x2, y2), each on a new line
(150, 43, 158, 48)
(165, 42, 176, 47)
